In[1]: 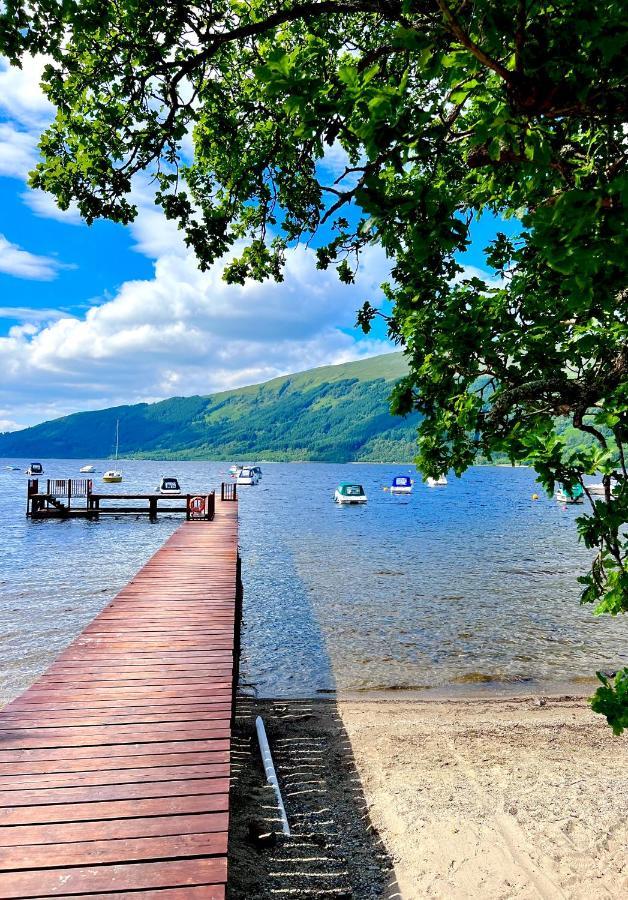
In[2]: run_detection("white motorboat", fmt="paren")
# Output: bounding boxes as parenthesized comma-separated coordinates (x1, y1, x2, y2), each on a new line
(426, 475, 447, 486)
(236, 467, 260, 485)
(390, 475, 413, 494)
(157, 476, 181, 495)
(587, 483, 607, 496)
(25, 462, 44, 475)
(80, 464, 95, 473)
(103, 419, 123, 484)
(4, 465, 20, 471)
(334, 482, 368, 504)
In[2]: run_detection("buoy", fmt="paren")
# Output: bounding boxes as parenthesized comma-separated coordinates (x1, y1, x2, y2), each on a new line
(532, 493, 539, 500)
(383, 486, 389, 492)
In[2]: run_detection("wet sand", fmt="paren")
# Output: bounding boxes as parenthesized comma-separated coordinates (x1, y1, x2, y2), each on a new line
(229, 695, 626, 899)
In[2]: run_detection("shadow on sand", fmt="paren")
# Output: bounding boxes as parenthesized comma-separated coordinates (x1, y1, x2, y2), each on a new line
(228, 697, 399, 899)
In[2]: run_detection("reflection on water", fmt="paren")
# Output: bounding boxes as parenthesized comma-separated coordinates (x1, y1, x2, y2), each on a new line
(1, 459, 626, 702)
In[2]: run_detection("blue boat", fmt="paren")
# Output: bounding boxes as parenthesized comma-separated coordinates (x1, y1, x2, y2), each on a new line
(390, 475, 413, 494)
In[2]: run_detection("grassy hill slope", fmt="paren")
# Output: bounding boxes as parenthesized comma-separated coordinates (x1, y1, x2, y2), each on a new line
(0, 352, 419, 462)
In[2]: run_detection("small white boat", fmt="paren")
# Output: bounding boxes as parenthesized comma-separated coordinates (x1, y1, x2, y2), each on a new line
(390, 475, 413, 494)
(80, 464, 95, 473)
(25, 462, 44, 475)
(4, 465, 20, 471)
(334, 482, 367, 504)
(157, 476, 181, 495)
(426, 475, 447, 486)
(587, 483, 607, 496)
(236, 467, 259, 486)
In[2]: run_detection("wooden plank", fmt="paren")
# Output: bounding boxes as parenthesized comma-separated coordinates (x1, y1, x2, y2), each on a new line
(0, 501, 238, 896)
(0, 708, 232, 729)
(0, 750, 230, 776)
(0, 724, 231, 749)
(0, 762, 230, 791)
(0, 777, 230, 808)
(0, 792, 229, 826)
(0, 858, 227, 897)
(86, 890, 223, 900)
(0, 812, 229, 846)
(3, 695, 233, 713)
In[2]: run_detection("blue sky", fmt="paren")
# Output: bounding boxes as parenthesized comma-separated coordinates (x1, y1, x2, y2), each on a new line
(0, 55, 505, 431)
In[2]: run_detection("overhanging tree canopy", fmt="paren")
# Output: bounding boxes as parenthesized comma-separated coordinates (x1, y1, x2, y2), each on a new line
(2, 0, 627, 728)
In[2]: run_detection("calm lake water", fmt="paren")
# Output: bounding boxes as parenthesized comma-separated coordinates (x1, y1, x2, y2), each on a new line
(1, 459, 626, 703)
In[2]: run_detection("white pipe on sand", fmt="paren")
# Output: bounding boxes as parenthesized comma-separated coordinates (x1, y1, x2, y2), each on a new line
(255, 715, 291, 836)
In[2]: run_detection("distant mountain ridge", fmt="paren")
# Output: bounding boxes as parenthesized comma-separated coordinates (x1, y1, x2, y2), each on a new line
(0, 352, 421, 462)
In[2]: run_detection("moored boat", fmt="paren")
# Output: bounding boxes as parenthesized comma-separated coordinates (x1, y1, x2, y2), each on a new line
(157, 476, 181, 495)
(103, 419, 123, 484)
(426, 474, 447, 486)
(79, 464, 95, 473)
(556, 483, 584, 504)
(236, 467, 259, 485)
(25, 462, 43, 475)
(334, 482, 367, 504)
(586, 482, 618, 497)
(390, 475, 413, 494)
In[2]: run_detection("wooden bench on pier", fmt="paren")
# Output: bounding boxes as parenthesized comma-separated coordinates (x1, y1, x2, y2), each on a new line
(0, 495, 240, 897)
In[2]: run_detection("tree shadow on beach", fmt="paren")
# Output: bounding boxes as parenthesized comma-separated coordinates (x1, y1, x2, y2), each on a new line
(228, 696, 400, 900)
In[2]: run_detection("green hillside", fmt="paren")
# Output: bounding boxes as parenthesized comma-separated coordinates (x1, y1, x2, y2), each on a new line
(0, 352, 420, 462)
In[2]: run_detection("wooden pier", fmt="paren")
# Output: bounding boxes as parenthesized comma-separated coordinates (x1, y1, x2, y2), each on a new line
(0, 495, 240, 897)
(26, 478, 221, 520)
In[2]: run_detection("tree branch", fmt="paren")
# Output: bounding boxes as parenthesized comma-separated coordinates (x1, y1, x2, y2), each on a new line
(437, 0, 513, 84)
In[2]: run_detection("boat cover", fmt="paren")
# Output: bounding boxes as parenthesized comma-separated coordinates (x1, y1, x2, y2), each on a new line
(560, 482, 584, 500)
(337, 483, 365, 496)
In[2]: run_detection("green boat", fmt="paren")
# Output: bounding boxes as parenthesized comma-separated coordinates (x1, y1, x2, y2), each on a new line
(556, 483, 584, 504)
(334, 482, 368, 504)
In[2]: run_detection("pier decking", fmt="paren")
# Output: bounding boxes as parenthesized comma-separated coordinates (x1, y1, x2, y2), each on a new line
(0, 497, 240, 897)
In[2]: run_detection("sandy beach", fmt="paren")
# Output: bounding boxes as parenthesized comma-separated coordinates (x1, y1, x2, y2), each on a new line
(339, 695, 627, 899)
(229, 695, 627, 899)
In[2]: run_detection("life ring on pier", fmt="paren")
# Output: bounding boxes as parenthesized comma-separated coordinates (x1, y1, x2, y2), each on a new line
(188, 495, 206, 517)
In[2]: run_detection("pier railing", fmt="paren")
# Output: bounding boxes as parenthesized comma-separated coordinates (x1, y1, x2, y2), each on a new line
(221, 481, 237, 501)
(47, 478, 92, 498)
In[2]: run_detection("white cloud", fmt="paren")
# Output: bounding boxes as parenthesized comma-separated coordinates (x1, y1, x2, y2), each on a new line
(0, 417, 21, 432)
(129, 198, 186, 258)
(0, 241, 392, 425)
(0, 122, 38, 179)
(0, 234, 65, 280)
(0, 305, 69, 322)
(454, 264, 505, 287)
(20, 188, 83, 224)
(0, 56, 83, 226)
(0, 57, 54, 128)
